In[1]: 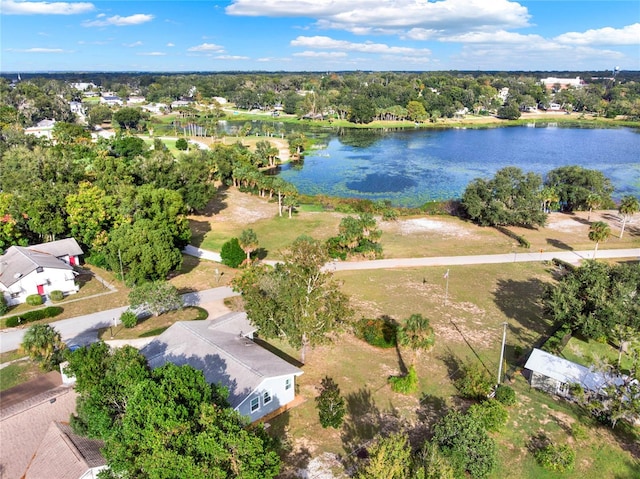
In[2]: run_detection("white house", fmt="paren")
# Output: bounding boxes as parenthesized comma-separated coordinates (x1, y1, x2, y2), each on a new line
(140, 312, 303, 423)
(540, 76, 584, 90)
(100, 95, 123, 106)
(0, 238, 83, 305)
(524, 348, 624, 397)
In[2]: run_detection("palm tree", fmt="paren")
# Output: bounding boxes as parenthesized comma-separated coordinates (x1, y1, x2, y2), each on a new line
(21, 323, 64, 370)
(588, 221, 610, 258)
(586, 193, 602, 221)
(239, 228, 259, 262)
(618, 195, 640, 239)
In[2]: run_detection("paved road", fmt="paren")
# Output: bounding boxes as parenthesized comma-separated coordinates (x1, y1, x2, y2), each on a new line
(0, 287, 238, 354)
(2, 247, 638, 353)
(326, 248, 640, 271)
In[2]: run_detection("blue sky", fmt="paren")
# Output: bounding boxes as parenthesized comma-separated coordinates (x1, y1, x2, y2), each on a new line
(1, 0, 639, 72)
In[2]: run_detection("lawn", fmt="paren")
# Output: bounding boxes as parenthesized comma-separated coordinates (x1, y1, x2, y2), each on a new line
(562, 336, 634, 375)
(97, 306, 208, 340)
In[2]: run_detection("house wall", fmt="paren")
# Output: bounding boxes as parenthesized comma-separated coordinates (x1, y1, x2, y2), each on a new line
(530, 371, 569, 397)
(3, 268, 77, 305)
(236, 374, 297, 422)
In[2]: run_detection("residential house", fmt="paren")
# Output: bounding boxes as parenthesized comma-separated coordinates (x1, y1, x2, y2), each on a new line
(0, 238, 83, 305)
(70, 82, 97, 91)
(126, 96, 146, 105)
(100, 95, 123, 106)
(24, 422, 107, 479)
(540, 76, 584, 91)
(140, 312, 303, 423)
(524, 348, 624, 397)
(24, 118, 56, 139)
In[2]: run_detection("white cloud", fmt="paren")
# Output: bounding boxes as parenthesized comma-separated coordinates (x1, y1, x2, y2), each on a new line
(555, 23, 640, 46)
(166, 42, 175, 47)
(440, 30, 546, 45)
(187, 42, 225, 52)
(227, 0, 530, 34)
(291, 36, 430, 57)
(137, 52, 166, 56)
(293, 51, 347, 58)
(124, 41, 143, 48)
(215, 55, 249, 60)
(6, 47, 69, 53)
(82, 13, 154, 27)
(0, 0, 94, 15)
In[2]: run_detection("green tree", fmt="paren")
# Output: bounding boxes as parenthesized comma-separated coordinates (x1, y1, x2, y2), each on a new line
(52, 121, 91, 145)
(461, 167, 546, 227)
(468, 399, 508, 432)
(112, 107, 145, 131)
(106, 219, 183, 284)
(66, 182, 118, 249)
(618, 195, 639, 238)
(397, 313, 435, 352)
(239, 228, 259, 262)
(544, 166, 614, 212)
(543, 261, 640, 340)
(315, 376, 346, 429)
(413, 442, 455, 479)
(103, 363, 281, 479)
(454, 360, 494, 400)
(433, 410, 497, 479)
(220, 237, 246, 268)
(588, 220, 610, 258)
(233, 236, 352, 362)
(496, 102, 521, 120)
(406, 100, 427, 122)
(128, 281, 183, 317)
(335, 213, 383, 258)
(175, 137, 188, 150)
(357, 433, 411, 479)
(21, 324, 64, 370)
(349, 95, 376, 124)
(534, 443, 575, 472)
(585, 193, 602, 221)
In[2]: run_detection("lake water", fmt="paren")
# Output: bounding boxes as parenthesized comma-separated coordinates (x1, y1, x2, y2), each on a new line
(276, 126, 640, 208)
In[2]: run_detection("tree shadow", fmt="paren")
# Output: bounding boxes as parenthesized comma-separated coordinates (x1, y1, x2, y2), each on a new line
(202, 185, 229, 216)
(264, 410, 312, 478)
(187, 219, 211, 247)
(340, 386, 404, 466)
(546, 238, 573, 250)
(492, 278, 554, 356)
(255, 247, 269, 260)
(409, 393, 449, 448)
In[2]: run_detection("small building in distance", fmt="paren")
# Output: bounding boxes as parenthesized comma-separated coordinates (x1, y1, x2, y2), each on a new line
(540, 76, 585, 91)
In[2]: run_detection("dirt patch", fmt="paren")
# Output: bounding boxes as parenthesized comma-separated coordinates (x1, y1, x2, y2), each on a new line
(381, 217, 477, 238)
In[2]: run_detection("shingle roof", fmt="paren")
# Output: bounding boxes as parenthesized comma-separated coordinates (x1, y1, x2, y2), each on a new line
(0, 247, 73, 288)
(24, 422, 105, 479)
(29, 238, 83, 258)
(140, 312, 303, 408)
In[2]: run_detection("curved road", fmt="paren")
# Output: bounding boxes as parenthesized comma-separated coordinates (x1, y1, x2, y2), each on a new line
(1, 247, 638, 353)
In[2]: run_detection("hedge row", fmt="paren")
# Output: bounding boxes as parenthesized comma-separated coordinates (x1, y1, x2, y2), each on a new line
(4, 306, 64, 327)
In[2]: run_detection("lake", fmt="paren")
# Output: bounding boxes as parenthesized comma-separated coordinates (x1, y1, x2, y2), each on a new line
(275, 125, 640, 208)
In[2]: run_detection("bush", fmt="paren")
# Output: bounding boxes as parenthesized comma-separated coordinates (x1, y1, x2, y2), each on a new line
(4, 306, 64, 327)
(120, 310, 138, 328)
(49, 290, 64, 302)
(454, 361, 494, 400)
(354, 316, 397, 348)
(468, 400, 508, 432)
(0, 294, 8, 315)
(494, 385, 516, 406)
(220, 238, 246, 268)
(534, 443, 575, 472)
(26, 294, 44, 306)
(315, 376, 346, 429)
(389, 365, 419, 394)
(175, 138, 188, 150)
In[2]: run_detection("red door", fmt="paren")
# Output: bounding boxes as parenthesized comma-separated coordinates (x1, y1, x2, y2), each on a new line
(37, 284, 45, 295)
(69, 256, 76, 266)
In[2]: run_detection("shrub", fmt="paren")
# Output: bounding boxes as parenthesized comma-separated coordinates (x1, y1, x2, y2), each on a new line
(494, 385, 516, 406)
(468, 400, 508, 432)
(454, 361, 494, 400)
(571, 422, 588, 441)
(534, 443, 575, 472)
(354, 316, 397, 348)
(220, 238, 246, 268)
(315, 376, 346, 429)
(26, 294, 44, 306)
(193, 306, 209, 320)
(120, 310, 138, 328)
(4, 306, 64, 327)
(175, 138, 188, 150)
(0, 294, 8, 315)
(49, 290, 64, 302)
(389, 365, 419, 394)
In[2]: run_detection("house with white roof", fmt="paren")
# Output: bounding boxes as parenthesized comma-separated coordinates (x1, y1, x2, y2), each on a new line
(0, 238, 83, 305)
(524, 348, 624, 397)
(140, 312, 303, 422)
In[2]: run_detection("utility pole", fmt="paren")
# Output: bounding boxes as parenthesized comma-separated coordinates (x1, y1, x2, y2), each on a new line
(118, 249, 124, 283)
(497, 322, 508, 385)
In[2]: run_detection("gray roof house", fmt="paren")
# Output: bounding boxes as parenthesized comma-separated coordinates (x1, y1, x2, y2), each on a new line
(524, 348, 625, 397)
(140, 312, 303, 422)
(0, 238, 83, 305)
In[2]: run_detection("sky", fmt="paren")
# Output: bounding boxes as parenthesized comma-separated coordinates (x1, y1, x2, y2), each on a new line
(1, 0, 639, 73)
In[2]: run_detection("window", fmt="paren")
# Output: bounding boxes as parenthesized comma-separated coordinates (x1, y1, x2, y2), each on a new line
(263, 391, 272, 405)
(36, 266, 44, 273)
(250, 397, 259, 412)
(285, 378, 292, 390)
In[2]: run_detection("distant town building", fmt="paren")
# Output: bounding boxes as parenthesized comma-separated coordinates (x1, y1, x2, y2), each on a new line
(540, 76, 585, 90)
